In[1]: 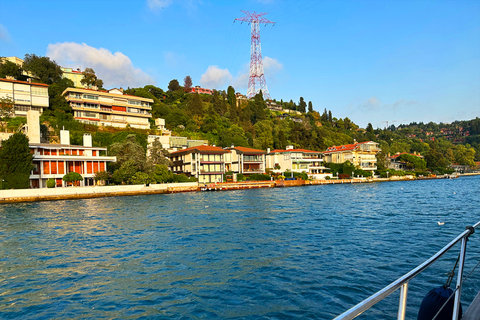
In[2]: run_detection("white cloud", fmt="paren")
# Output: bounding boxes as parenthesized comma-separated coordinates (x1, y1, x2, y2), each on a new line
(199, 65, 233, 89)
(46, 42, 154, 88)
(0, 24, 11, 42)
(147, 0, 172, 10)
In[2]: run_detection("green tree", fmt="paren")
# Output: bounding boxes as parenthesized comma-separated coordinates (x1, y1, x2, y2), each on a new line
(298, 97, 307, 113)
(227, 86, 236, 107)
(219, 124, 249, 147)
(0, 60, 25, 80)
(253, 120, 274, 150)
(129, 171, 155, 185)
(0, 97, 15, 125)
(62, 172, 83, 186)
(396, 154, 427, 170)
(453, 144, 476, 167)
(111, 160, 139, 184)
(109, 134, 146, 171)
(148, 138, 172, 167)
(308, 101, 313, 113)
(150, 164, 174, 183)
(186, 92, 204, 117)
(80, 68, 104, 89)
(23, 54, 62, 84)
(0, 133, 33, 189)
(168, 79, 180, 92)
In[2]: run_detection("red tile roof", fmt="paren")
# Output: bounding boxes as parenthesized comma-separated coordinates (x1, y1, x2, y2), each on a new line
(269, 148, 321, 154)
(0, 78, 49, 87)
(170, 145, 230, 155)
(229, 146, 266, 154)
(323, 141, 377, 154)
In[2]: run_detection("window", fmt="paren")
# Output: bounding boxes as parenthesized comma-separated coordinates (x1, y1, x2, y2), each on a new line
(32, 87, 48, 96)
(128, 100, 142, 106)
(84, 103, 99, 109)
(83, 94, 99, 100)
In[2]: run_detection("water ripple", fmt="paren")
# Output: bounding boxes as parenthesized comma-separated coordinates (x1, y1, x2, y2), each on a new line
(0, 176, 479, 319)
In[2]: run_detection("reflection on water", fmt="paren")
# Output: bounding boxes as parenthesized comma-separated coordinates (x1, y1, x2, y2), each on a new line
(0, 176, 479, 319)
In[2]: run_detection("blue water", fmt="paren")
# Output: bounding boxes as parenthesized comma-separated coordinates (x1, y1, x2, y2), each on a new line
(0, 176, 479, 319)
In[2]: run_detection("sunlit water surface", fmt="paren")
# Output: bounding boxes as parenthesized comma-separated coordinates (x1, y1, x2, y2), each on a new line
(1, 176, 479, 319)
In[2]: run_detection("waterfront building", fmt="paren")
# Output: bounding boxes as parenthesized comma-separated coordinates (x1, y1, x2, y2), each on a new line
(224, 146, 266, 176)
(62, 87, 153, 129)
(189, 86, 213, 95)
(25, 111, 116, 188)
(387, 152, 424, 170)
(60, 67, 85, 88)
(169, 145, 229, 183)
(323, 141, 380, 171)
(266, 146, 329, 179)
(235, 93, 249, 107)
(0, 78, 49, 116)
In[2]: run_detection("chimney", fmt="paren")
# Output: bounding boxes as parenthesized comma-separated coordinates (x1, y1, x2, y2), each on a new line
(26, 110, 40, 144)
(267, 148, 270, 154)
(231, 144, 234, 148)
(286, 145, 294, 150)
(60, 129, 70, 145)
(83, 133, 92, 147)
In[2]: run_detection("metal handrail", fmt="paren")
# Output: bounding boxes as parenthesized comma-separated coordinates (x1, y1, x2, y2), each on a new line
(334, 221, 480, 320)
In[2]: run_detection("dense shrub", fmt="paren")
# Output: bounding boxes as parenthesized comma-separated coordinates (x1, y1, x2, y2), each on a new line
(338, 173, 350, 179)
(46, 179, 56, 188)
(247, 173, 271, 181)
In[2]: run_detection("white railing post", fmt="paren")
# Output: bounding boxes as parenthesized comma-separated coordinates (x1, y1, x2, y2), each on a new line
(397, 282, 408, 320)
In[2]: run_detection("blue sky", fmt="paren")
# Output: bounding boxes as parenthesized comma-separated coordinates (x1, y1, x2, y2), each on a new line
(1, 0, 479, 129)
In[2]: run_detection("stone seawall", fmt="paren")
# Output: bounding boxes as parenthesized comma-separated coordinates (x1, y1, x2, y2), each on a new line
(0, 182, 199, 204)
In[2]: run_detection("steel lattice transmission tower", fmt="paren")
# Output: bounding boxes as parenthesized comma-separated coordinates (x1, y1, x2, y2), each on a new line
(235, 11, 274, 100)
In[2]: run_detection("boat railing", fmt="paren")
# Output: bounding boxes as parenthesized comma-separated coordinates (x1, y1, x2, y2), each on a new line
(333, 220, 480, 320)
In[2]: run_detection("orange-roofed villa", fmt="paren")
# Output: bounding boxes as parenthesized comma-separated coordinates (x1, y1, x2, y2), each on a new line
(323, 141, 380, 172)
(266, 146, 330, 179)
(224, 145, 266, 176)
(169, 145, 229, 183)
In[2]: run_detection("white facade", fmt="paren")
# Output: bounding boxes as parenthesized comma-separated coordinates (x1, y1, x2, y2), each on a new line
(0, 78, 49, 116)
(62, 87, 153, 129)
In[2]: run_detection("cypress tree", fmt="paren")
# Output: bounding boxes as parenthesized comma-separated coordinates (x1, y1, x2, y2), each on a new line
(0, 133, 33, 189)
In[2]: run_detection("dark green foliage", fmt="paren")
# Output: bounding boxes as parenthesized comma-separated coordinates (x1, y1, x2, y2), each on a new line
(0, 133, 33, 189)
(46, 179, 56, 188)
(23, 54, 62, 84)
(227, 86, 236, 107)
(62, 172, 83, 185)
(247, 173, 271, 181)
(81, 68, 104, 89)
(168, 79, 180, 92)
(111, 160, 139, 184)
(0, 60, 25, 80)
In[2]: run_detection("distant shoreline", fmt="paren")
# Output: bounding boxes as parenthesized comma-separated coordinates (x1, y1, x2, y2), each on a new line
(0, 174, 478, 204)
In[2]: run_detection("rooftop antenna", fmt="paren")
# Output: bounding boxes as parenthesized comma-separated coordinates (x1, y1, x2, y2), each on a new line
(235, 11, 274, 100)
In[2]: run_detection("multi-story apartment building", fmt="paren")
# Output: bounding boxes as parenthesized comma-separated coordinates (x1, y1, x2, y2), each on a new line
(169, 145, 229, 183)
(24, 111, 116, 188)
(61, 67, 85, 88)
(224, 146, 266, 175)
(266, 146, 328, 179)
(62, 87, 153, 129)
(323, 141, 380, 171)
(0, 78, 49, 116)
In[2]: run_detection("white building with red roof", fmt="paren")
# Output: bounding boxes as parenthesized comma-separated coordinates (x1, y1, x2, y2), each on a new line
(266, 145, 329, 179)
(224, 146, 266, 175)
(323, 141, 380, 171)
(169, 145, 230, 183)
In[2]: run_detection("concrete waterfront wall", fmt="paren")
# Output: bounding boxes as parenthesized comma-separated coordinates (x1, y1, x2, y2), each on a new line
(0, 182, 199, 203)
